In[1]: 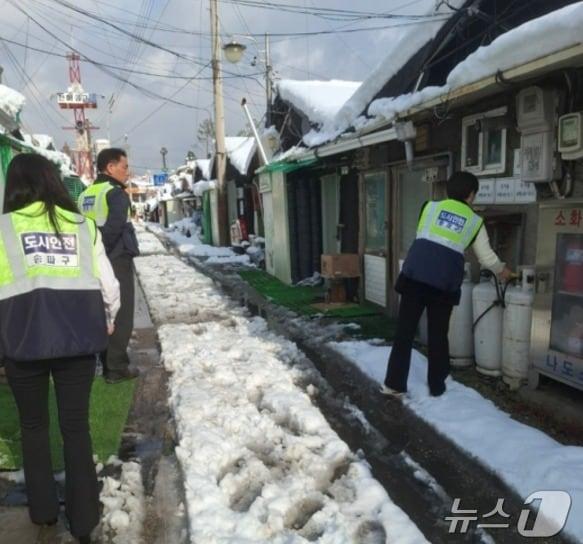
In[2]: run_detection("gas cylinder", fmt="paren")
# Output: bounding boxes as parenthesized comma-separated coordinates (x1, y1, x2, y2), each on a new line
(472, 276, 503, 376)
(449, 264, 475, 367)
(563, 241, 583, 293)
(417, 264, 475, 367)
(502, 268, 535, 389)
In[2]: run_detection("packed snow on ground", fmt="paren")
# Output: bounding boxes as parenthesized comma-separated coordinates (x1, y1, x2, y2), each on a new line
(134, 255, 231, 326)
(329, 340, 583, 540)
(135, 229, 167, 255)
(156, 217, 252, 265)
(0, 83, 25, 121)
(277, 80, 361, 127)
(98, 458, 145, 544)
(136, 252, 427, 543)
(225, 137, 257, 176)
(369, 2, 583, 124)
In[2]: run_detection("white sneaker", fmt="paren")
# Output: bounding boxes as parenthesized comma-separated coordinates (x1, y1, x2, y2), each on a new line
(379, 385, 405, 399)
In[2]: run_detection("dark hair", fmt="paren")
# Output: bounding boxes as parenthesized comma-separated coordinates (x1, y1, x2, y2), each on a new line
(97, 147, 127, 173)
(4, 153, 81, 235)
(446, 171, 479, 201)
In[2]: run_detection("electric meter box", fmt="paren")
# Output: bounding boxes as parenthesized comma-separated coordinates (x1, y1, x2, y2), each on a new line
(516, 86, 559, 182)
(558, 112, 583, 160)
(516, 86, 557, 133)
(520, 131, 556, 182)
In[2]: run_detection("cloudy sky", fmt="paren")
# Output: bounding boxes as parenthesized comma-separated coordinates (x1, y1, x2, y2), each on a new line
(0, 0, 436, 174)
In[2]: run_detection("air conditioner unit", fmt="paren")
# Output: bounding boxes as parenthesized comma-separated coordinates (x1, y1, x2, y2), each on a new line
(558, 111, 583, 161)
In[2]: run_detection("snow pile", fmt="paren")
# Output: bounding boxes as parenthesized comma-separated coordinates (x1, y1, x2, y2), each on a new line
(161, 217, 252, 265)
(332, 0, 464, 133)
(277, 80, 361, 126)
(148, 277, 427, 543)
(193, 179, 215, 196)
(134, 255, 232, 325)
(369, 2, 583, 124)
(329, 340, 583, 541)
(0, 83, 25, 122)
(135, 230, 167, 255)
(225, 137, 257, 176)
(99, 460, 145, 544)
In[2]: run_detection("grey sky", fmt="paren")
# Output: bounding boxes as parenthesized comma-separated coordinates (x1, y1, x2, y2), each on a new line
(0, 0, 430, 174)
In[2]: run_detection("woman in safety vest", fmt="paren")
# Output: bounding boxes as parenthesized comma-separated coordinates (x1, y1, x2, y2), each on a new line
(382, 171, 513, 398)
(0, 154, 120, 543)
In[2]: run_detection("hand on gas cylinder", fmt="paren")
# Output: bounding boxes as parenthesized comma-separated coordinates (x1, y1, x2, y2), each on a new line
(498, 266, 515, 282)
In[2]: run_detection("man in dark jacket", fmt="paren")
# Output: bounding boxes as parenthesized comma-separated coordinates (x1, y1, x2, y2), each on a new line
(78, 148, 140, 383)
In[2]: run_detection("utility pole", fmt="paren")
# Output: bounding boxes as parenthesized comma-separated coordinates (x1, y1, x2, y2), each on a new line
(210, 0, 229, 246)
(265, 33, 273, 126)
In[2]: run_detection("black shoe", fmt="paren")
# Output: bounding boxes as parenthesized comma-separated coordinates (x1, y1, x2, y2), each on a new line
(33, 518, 58, 527)
(104, 367, 139, 384)
(430, 386, 446, 397)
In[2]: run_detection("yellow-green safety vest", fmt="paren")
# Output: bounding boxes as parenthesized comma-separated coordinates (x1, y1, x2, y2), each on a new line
(0, 202, 107, 361)
(78, 181, 116, 227)
(416, 199, 483, 254)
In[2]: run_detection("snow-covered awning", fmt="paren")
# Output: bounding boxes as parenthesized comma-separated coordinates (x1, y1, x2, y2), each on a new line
(195, 158, 212, 180)
(224, 137, 256, 176)
(22, 133, 55, 150)
(0, 84, 25, 130)
(276, 79, 361, 126)
(193, 179, 216, 197)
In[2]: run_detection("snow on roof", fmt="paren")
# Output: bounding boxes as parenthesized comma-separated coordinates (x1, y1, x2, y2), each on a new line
(332, 0, 465, 134)
(22, 133, 54, 150)
(224, 137, 256, 176)
(0, 84, 25, 126)
(368, 2, 583, 123)
(193, 179, 216, 197)
(277, 79, 361, 126)
(195, 158, 212, 180)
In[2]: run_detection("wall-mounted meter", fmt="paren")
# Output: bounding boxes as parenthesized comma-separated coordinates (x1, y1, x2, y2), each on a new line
(558, 112, 583, 160)
(515, 86, 559, 182)
(516, 86, 556, 132)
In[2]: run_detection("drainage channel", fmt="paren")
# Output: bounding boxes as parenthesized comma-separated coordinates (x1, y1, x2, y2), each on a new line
(176, 252, 573, 544)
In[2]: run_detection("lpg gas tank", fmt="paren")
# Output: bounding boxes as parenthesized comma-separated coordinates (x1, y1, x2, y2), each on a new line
(473, 278, 503, 376)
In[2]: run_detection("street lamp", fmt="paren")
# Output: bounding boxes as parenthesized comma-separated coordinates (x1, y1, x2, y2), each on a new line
(221, 34, 273, 125)
(160, 146, 168, 172)
(222, 41, 247, 64)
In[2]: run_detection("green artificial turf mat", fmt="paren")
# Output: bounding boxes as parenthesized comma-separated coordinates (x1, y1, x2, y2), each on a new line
(0, 377, 136, 471)
(238, 270, 380, 318)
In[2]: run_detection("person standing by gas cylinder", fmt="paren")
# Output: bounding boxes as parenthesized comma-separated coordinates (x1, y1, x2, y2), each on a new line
(78, 148, 140, 384)
(382, 171, 513, 398)
(0, 154, 120, 543)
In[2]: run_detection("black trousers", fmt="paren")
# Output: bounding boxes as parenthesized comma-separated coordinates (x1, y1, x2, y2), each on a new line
(5, 356, 99, 538)
(104, 255, 135, 373)
(384, 291, 454, 395)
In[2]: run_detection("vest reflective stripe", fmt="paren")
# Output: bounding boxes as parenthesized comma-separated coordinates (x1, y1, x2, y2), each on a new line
(78, 183, 113, 226)
(416, 199, 483, 255)
(0, 207, 100, 302)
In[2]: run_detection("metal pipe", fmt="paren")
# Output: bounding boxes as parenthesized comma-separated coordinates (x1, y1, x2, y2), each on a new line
(242, 98, 269, 165)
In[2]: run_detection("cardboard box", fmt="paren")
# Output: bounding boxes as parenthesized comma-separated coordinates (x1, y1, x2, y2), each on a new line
(321, 254, 360, 278)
